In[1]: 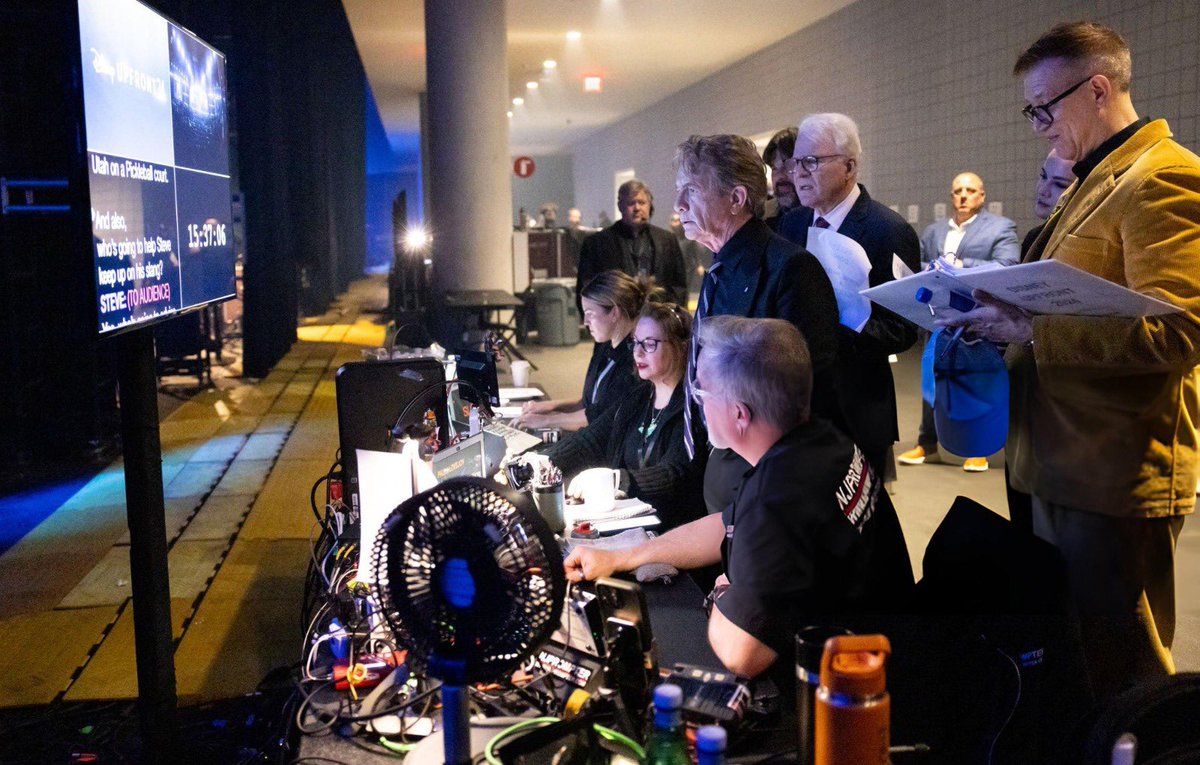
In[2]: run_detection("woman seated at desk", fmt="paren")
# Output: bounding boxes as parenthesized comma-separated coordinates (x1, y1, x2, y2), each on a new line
(513, 271, 652, 432)
(540, 300, 706, 529)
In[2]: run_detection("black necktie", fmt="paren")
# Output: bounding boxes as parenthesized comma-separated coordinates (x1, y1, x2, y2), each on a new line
(814, 216, 830, 229)
(683, 260, 722, 459)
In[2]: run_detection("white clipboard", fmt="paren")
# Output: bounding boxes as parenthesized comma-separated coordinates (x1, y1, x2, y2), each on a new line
(862, 259, 1181, 331)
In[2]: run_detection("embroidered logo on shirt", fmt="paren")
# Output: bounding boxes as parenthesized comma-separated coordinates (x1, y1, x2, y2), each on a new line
(835, 445, 877, 533)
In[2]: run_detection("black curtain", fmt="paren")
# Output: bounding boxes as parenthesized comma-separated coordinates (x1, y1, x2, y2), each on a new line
(0, 2, 119, 467)
(172, 0, 367, 377)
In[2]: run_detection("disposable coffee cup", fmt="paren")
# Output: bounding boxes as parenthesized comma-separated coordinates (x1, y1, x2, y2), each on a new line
(795, 625, 853, 765)
(511, 360, 531, 388)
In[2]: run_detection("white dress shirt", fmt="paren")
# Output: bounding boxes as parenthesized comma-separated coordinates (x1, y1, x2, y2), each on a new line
(942, 214, 977, 258)
(815, 184, 861, 232)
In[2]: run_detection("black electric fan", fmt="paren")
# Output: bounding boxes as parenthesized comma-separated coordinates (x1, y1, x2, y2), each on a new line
(372, 477, 566, 764)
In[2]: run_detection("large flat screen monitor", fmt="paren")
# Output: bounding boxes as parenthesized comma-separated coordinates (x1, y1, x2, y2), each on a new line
(78, 0, 235, 335)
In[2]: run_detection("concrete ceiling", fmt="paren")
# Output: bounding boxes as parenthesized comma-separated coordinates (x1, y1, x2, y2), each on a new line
(343, 0, 857, 155)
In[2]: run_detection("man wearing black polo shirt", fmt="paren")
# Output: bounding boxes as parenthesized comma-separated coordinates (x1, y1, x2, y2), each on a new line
(563, 316, 912, 680)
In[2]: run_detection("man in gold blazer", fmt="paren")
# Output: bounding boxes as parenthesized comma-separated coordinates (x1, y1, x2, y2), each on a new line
(942, 21, 1200, 700)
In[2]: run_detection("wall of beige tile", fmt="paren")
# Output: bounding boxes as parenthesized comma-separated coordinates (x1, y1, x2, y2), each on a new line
(570, 0, 1199, 240)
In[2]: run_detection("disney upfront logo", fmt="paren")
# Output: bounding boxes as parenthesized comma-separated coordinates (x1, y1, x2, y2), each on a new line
(90, 47, 167, 102)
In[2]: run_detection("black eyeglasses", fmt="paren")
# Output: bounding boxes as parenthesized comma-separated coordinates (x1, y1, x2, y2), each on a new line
(628, 337, 662, 354)
(783, 154, 845, 174)
(1022, 76, 1092, 127)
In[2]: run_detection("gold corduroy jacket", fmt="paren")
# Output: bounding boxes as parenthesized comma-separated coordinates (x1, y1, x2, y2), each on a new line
(1006, 119, 1200, 517)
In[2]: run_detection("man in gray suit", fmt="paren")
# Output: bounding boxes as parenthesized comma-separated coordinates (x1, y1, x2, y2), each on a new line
(899, 171, 1019, 471)
(918, 172, 1020, 268)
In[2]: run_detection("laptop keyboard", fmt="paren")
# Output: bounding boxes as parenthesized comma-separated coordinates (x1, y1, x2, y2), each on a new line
(484, 421, 544, 456)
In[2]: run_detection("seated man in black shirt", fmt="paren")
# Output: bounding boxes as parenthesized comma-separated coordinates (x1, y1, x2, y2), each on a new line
(563, 316, 913, 679)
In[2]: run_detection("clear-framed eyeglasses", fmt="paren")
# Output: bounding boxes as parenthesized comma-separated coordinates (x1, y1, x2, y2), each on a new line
(783, 154, 845, 174)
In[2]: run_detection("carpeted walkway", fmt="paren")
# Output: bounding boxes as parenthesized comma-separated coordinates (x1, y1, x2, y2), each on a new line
(0, 278, 388, 707)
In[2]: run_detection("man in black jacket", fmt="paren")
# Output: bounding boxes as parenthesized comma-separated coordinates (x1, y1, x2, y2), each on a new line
(673, 133, 841, 515)
(778, 113, 920, 478)
(575, 180, 688, 309)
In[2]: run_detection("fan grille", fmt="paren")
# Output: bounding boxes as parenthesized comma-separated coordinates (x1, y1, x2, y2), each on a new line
(372, 477, 565, 682)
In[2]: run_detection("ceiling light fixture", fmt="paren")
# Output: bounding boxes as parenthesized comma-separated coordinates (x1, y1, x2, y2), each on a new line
(512, 96, 524, 106)
(507, 110, 513, 118)
(583, 76, 603, 93)
(526, 81, 538, 90)
(543, 59, 557, 70)
(566, 30, 582, 41)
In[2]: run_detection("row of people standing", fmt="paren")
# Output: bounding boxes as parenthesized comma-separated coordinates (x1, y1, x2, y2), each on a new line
(554, 123, 921, 692)
(548, 19, 1200, 709)
(566, 115, 920, 521)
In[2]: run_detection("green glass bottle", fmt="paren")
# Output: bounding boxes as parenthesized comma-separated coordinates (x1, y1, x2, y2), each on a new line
(643, 684, 690, 765)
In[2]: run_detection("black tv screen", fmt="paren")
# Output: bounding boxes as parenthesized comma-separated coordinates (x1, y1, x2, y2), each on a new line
(79, 0, 235, 335)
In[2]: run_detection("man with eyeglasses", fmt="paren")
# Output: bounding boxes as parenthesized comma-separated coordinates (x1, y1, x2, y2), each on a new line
(778, 113, 921, 480)
(899, 172, 1019, 473)
(563, 316, 912, 688)
(940, 20, 1200, 699)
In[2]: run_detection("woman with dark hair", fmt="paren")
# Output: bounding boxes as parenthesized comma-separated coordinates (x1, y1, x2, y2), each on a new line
(514, 270, 657, 431)
(541, 301, 706, 529)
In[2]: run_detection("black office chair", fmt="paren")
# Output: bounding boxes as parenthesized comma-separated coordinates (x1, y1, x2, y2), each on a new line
(883, 496, 1091, 764)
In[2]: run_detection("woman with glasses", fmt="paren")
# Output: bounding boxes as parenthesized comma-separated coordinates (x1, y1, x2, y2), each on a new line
(540, 301, 706, 529)
(514, 270, 656, 432)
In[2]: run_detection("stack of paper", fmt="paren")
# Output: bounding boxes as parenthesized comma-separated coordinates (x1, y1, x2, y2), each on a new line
(862, 259, 1181, 331)
(499, 387, 542, 402)
(565, 497, 655, 524)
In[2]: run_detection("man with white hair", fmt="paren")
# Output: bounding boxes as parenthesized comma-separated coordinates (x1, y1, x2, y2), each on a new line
(778, 113, 920, 478)
(564, 316, 912, 684)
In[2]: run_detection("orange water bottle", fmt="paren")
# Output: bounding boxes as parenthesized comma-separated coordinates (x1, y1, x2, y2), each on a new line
(815, 634, 891, 765)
